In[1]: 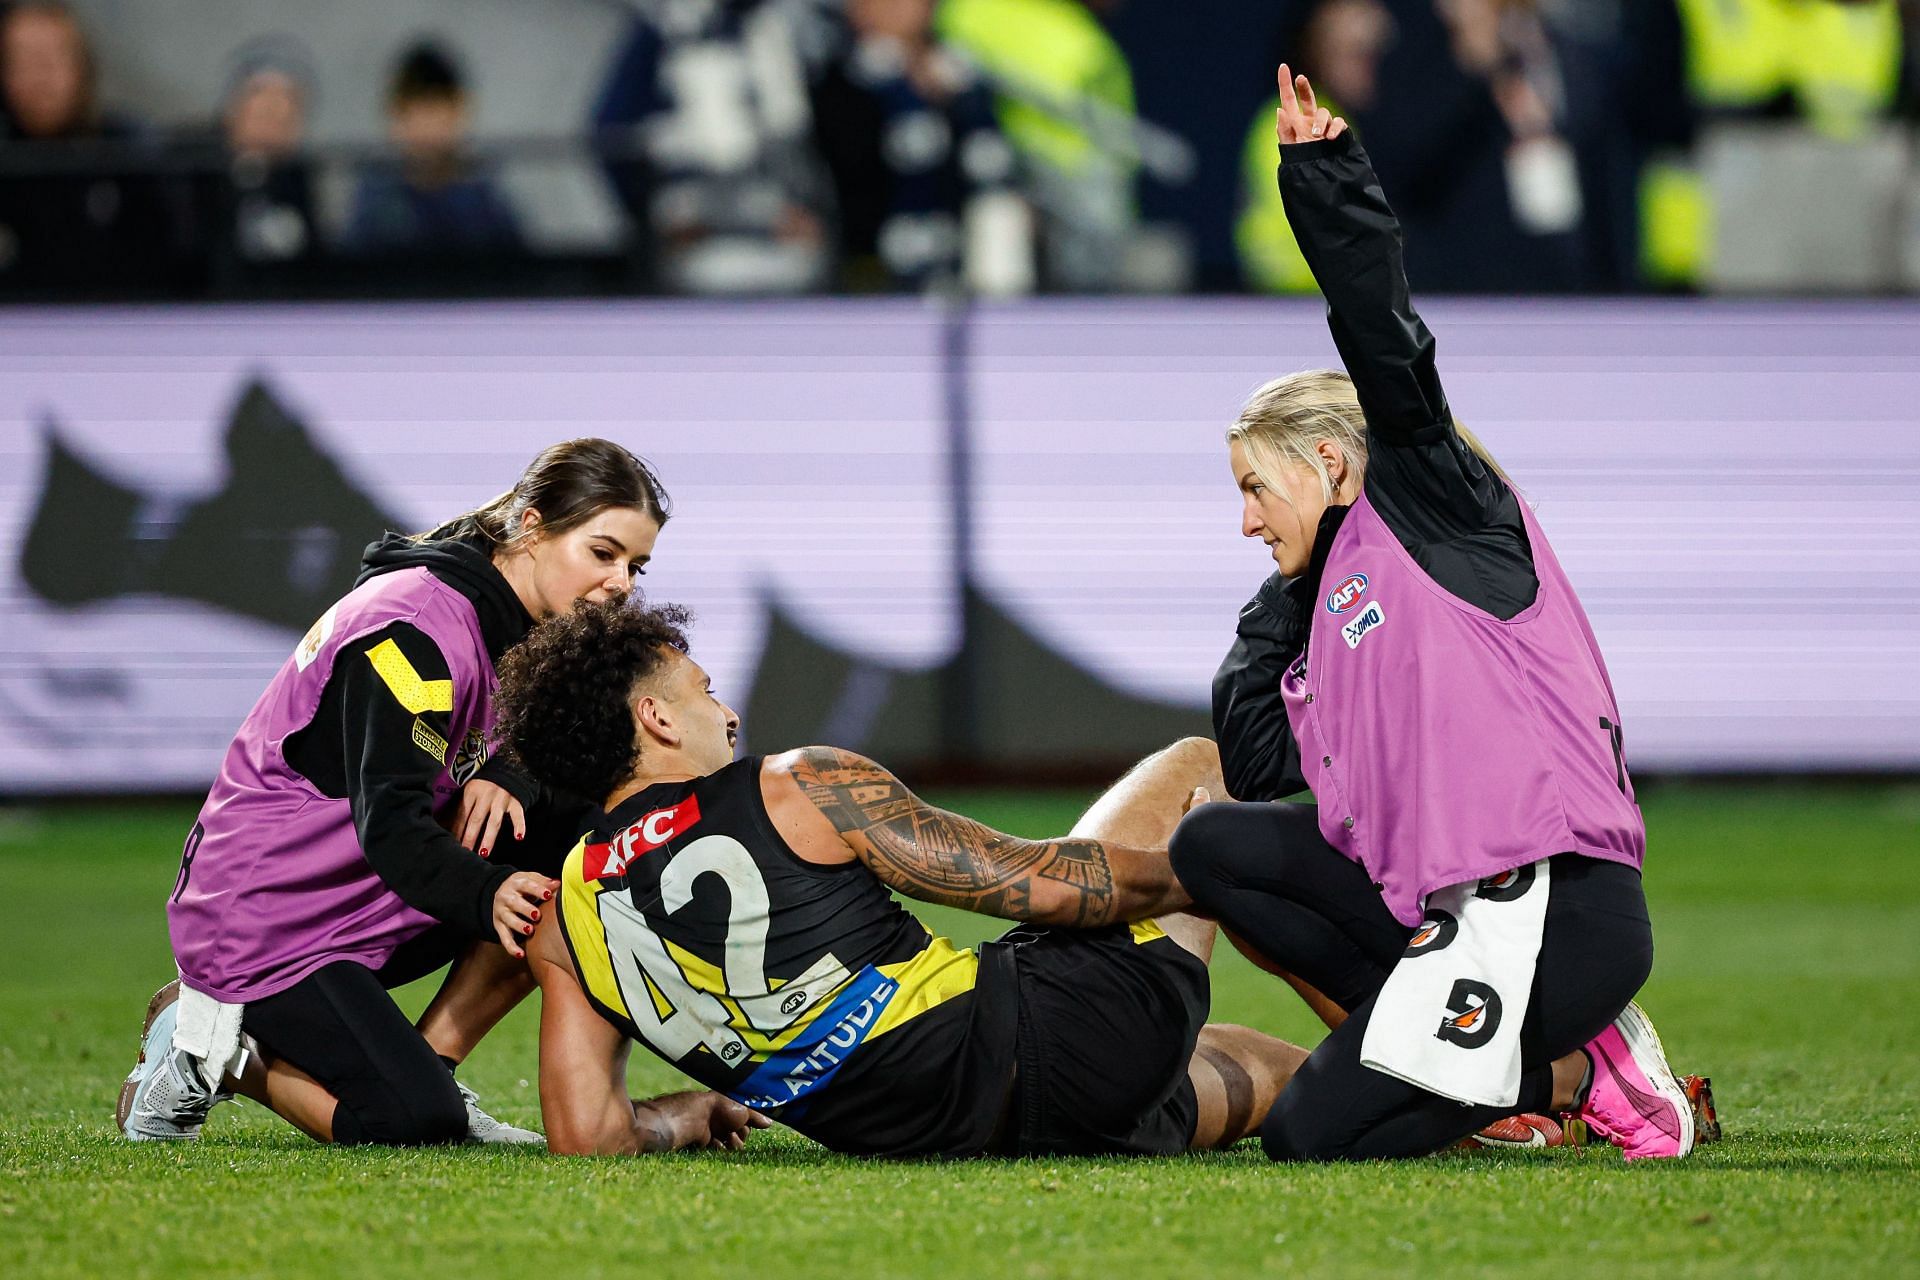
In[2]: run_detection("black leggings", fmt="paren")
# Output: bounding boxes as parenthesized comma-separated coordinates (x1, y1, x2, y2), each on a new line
(243, 927, 470, 1147)
(242, 792, 595, 1146)
(1169, 801, 1653, 1161)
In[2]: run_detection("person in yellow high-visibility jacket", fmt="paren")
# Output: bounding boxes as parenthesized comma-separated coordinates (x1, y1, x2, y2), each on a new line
(936, 0, 1135, 179)
(936, 0, 1139, 288)
(1639, 0, 1903, 287)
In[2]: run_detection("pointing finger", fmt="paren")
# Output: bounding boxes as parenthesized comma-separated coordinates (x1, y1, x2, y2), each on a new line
(1278, 63, 1297, 116)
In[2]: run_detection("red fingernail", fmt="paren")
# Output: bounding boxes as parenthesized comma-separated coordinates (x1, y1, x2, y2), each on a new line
(524, 925, 534, 935)
(480, 848, 490, 858)
(530, 909, 540, 921)
(544, 890, 554, 900)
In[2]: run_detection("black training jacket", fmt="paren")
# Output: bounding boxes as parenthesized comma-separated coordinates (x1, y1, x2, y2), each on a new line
(1214, 131, 1542, 803)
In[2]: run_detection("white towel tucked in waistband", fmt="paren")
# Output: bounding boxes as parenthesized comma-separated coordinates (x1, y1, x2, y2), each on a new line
(173, 980, 249, 1093)
(1359, 859, 1551, 1109)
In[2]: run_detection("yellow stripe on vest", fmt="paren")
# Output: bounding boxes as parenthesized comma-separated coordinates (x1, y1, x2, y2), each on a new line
(364, 638, 454, 714)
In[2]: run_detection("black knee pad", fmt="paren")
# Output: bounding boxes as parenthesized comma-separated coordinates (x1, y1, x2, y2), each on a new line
(1168, 803, 1249, 905)
(1260, 1091, 1346, 1163)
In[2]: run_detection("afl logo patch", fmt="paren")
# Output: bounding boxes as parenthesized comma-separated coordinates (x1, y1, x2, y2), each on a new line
(1325, 573, 1369, 615)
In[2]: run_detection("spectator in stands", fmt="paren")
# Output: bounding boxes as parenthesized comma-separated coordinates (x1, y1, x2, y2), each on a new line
(196, 38, 320, 280)
(812, 0, 1027, 292)
(0, 0, 182, 294)
(1627, 0, 1908, 290)
(592, 0, 834, 295)
(1237, 0, 1588, 294)
(341, 41, 523, 258)
(1237, 0, 1392, 293)
(936, 0, 1138, 290)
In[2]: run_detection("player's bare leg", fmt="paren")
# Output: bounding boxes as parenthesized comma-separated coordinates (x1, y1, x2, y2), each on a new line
(1068, 735, 1225, 961)
(1186, 1023, 1308, 1149)
(415, 940, 537, 1064)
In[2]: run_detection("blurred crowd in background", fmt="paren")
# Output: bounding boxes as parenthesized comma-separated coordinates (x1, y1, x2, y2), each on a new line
(1, 0, 1916, 301)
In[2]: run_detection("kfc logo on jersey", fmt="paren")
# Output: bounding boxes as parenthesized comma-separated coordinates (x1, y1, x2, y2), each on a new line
(584, 795, 703, 881)
(1341, 600, 1386, 649)
(1325, 573, 1370, 615)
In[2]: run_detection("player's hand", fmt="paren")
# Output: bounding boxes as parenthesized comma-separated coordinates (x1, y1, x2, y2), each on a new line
(452, 778, 526, 858)
(696, 1093, 773, 1152)
(643, 1091, 773, 1152)
(493, 871, 556, 958)
(1275, 64, 1347, 146)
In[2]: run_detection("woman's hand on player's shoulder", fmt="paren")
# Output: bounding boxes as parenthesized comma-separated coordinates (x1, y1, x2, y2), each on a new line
(493, 870, 556, 958)
(451, 777, 526, 858)
(1274, 63, 1347, 146)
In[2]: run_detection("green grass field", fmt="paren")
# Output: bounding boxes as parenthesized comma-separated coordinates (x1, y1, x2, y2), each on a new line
(3, 783, 1917, 1279)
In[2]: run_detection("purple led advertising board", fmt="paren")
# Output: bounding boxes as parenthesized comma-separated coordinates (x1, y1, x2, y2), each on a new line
(2, 297, 1917, 794)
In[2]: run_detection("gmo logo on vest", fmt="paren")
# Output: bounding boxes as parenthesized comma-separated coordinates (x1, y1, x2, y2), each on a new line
(1341, 600, 1386, 650)
(1325, 573, 1369, 615)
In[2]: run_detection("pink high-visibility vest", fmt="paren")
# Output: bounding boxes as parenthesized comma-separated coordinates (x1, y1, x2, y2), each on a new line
(1280, 489, 1645, 927)
(169, 567, 496, 1002)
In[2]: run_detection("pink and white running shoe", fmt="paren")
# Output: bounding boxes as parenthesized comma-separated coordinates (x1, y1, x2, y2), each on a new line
(1579, 1001, 1696, 1160)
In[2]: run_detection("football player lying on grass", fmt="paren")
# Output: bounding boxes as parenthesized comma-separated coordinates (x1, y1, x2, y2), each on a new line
(495, 598, 1307, 1158)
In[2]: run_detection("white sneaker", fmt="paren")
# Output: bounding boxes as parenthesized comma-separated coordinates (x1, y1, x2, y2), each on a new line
(456, 1079, 544, 1147)
(117, 980, 225, 1141)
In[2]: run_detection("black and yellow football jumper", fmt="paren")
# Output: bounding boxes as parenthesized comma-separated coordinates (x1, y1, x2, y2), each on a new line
(558, 758, 1210, 1159)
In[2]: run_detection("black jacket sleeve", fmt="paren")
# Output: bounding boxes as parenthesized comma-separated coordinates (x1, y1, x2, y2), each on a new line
(1276, 131, 1537, 616)
(473, 752, 539, 812)
(1212, 572, 1310, 802)
(284, 622, 514, 939)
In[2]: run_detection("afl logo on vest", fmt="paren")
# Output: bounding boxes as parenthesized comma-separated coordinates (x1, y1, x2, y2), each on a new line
(1435, 979, 1503, 1048)
(1325, 573, 1369, 615)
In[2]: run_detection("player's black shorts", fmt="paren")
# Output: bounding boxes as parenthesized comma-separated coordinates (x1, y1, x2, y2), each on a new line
(984, 921, 1209, 1157)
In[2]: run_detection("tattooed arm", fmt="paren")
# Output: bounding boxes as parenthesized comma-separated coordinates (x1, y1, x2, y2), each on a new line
(760, 746, 1190, 927)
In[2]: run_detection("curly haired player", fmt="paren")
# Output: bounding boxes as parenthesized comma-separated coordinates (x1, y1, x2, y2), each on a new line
(493, 599, 1308, 1158)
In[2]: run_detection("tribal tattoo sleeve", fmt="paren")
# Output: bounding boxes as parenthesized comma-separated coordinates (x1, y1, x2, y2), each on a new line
(789, 746, 1120, 927)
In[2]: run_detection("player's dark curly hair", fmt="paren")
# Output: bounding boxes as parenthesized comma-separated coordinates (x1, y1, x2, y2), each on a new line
(493, 598, 693, 804)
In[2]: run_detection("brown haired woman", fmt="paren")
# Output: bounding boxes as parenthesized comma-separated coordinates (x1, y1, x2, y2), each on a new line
(117, 439, 757, 1154)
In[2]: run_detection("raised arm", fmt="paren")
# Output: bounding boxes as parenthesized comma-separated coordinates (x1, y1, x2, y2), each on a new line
(1272, 64, 1450, 444)
(767, 747, 1190, 927)
(1274, 65, 1516, 540)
